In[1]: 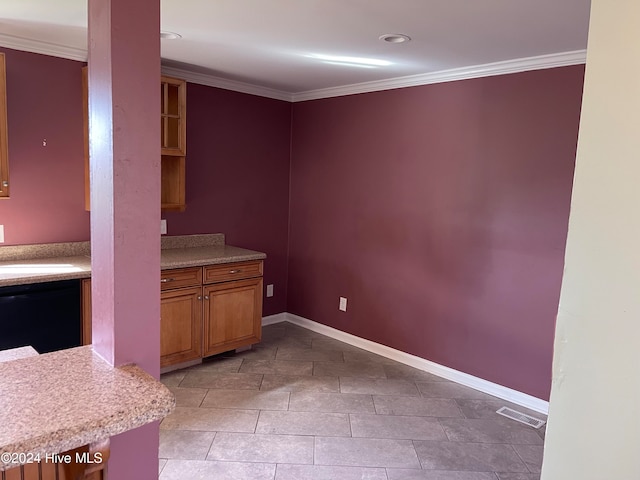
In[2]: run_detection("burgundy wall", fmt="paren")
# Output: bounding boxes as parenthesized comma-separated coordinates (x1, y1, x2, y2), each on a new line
(288, 66, 585, 400)
(162, 84, 292, 316)
(0, 45, 585, 397)
(0, 47, 89, 245)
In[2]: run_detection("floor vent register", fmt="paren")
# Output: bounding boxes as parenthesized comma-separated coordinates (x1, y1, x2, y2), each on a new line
(496, 406, 546, 429)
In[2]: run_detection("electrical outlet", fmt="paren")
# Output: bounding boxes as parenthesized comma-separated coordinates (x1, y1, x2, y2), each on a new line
(339, 297, 347, 312)
(160, 219, 167, 235)
(266, 284, 274, 297)
(0, 225, 4, 243)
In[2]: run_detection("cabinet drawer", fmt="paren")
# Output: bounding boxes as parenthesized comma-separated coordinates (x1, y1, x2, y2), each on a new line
(204, 260, 263, 284)
(161, 267, 202, 290)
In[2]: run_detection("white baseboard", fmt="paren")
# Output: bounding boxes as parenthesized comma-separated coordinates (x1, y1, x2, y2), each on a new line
(263, 312, 549, 414)
(261, 313, 288, 326)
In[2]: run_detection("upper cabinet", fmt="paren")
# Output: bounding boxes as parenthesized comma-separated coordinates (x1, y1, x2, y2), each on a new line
(83, 69, 187, 211)
(0, 53, 9, 198)
(161, 76, 186, 156)
(160, 76, 187, 212)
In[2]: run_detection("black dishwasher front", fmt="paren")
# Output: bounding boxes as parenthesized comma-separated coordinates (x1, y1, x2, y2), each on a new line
(0, 279, 82, 353)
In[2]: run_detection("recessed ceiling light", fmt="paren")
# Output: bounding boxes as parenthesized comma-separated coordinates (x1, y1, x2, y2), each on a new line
(379, 34, 411, 44)
(161, 31, 182, 40)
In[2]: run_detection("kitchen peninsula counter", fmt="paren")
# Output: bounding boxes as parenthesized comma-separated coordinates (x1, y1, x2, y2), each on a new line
(0, 346, 175, 471)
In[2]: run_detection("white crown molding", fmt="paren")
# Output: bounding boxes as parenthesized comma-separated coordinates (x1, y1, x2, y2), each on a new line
(0, 33, 87, 62)
(0, 33, 584, 105)
(291, 50, 588, 102)
(160, 65, 293, 102)
(264, 312, 549, 414)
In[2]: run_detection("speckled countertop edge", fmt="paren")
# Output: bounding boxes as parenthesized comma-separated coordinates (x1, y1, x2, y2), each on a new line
(0, 346, 175, 471)
(0, 235, 265, 288)
(159, 245, 266, 269)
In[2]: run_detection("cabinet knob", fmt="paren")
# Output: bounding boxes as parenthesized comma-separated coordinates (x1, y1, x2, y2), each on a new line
(161, 278, 175, 283)
(204, 295, 210, 300)
(197, 295, 203, 301)
(229, 269, 241, 274)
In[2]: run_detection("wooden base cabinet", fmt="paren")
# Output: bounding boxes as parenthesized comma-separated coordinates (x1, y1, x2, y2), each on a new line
(203, 277, 263, 357)
(80, 261, 264, 369)
(160, 286, 202, 368)
(161, 260, 264, 368)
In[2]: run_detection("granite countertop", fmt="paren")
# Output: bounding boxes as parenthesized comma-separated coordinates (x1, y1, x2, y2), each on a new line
(0, 255, 93, 287)
(0, 346, 39, 363)
(0, 346, 175, 471)
(0, 234, 266, 287)
(159, 244, 266, 269)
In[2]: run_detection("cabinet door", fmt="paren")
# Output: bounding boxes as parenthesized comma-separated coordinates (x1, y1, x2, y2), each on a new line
(203, 277, 263, 357)
(161, 286, 202, 367)
(160, 76, 186, 156)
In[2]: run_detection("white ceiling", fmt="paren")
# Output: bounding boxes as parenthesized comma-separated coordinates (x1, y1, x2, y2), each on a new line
(0, 0, 591, 97)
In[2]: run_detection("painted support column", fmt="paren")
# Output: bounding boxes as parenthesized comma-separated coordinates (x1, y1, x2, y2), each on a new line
(87, 0, 161, 478)
(541, 0, 640, 479)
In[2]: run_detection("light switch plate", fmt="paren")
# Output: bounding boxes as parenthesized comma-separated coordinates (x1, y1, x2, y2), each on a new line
(0, 225, 4, 243)
(160, 219, 167, 235)
(266, 284, 274, 297)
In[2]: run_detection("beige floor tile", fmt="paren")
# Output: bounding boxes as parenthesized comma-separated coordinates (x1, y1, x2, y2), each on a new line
(159, 459, 276, 480)
(261, 374, 340, 393)
(413, 441, 528, 472)
(256, 410, 351, 436)
(373, 395, 463, 417)
(340, 377, 420, 396)
(180, 371, 263, 389)
(496, 474, 540, 480)
(350, 414, 447, 441)
(240, 359, 313, 375)
(201, 388, 290, 410)
(276, 464, 388, 480)
(315, 436, 421, 468)
(158, 458, 167, 475)
(313, 360, 386, 378)
(289, 391, 375, 414)
(156, 323, 547, 480)
(387, 470, 499, 480)
(160, 406, 258, 432)
(207, 432, 314, 464)
(512, 445, 544, 473)
(160, 370, 186, 387)
(167, 386, 207, 407)
(276, 345, 344, 362)
(158, 430, 216, 459)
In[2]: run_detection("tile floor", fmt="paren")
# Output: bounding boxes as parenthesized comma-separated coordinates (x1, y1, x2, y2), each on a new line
(159, 322, 546, 480)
